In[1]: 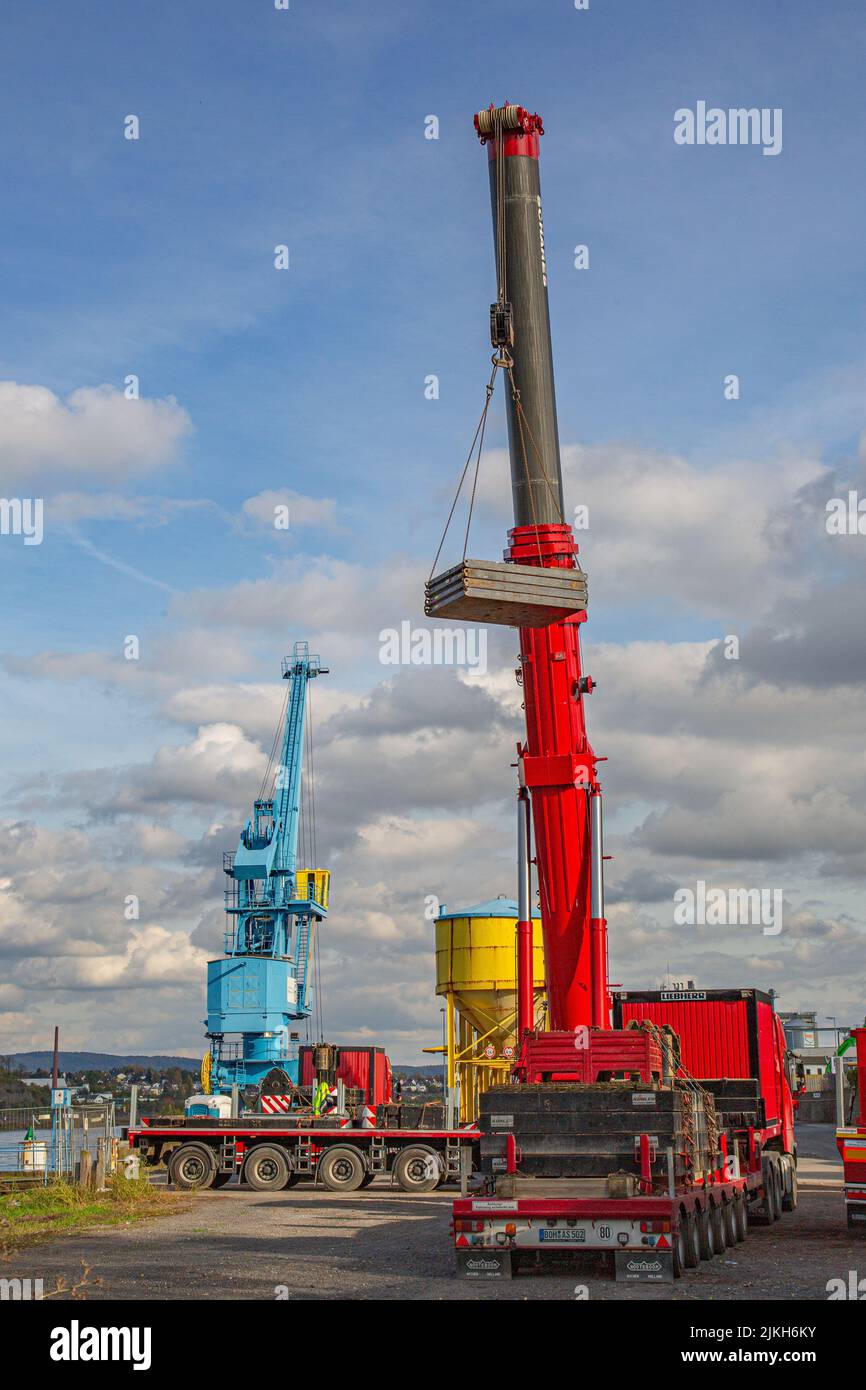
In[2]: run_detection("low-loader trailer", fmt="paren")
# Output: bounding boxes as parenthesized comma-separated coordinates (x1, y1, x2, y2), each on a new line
(456, 989, 799, 1280)
(131, 1113, 478, 1193)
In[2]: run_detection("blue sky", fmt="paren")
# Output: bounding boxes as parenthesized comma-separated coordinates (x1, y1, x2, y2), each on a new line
(1, 1, 865, 1059)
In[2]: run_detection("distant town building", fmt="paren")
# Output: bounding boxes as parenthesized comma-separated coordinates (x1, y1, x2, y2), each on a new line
(778, 1010, 863, 1088)
(779, 1011, 819, 1050)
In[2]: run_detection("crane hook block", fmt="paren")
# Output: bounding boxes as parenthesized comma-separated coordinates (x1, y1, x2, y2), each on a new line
(490, 301, 514, 350)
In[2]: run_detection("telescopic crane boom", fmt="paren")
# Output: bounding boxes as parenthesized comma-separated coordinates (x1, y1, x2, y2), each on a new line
(474, 103, 608, 1035)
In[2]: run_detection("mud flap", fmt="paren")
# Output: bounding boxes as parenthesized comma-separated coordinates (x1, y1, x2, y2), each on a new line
(615, 1251, 674, 1283)
(455, 1248, 513, 1279)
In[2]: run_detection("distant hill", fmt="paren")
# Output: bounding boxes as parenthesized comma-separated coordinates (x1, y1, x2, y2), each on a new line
(0, 1067, 48, 1106)
(8, 1051, 201, 1073)
(6, 1053, 439, 1077)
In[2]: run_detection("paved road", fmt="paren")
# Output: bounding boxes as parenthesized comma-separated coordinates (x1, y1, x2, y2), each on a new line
(4, 1123, 859, 1301)
(796, 1122, 844, 1188)
(797, 1122, 844, 1164)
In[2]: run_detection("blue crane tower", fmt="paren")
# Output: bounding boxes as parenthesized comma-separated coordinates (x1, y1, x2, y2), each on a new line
(203, 641, 329, 1097)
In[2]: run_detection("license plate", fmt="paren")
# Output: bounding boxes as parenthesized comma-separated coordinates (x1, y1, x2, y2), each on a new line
(539, 1228, 586, 1243)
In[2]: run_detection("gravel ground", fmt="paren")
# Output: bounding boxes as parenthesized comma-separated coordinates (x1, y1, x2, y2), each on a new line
(4, 1122, 861, 1301)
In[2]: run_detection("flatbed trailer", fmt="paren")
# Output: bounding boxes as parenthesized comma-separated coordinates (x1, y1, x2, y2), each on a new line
(453, 1125, 787, 1282)
(130, 1116, 479, 1194)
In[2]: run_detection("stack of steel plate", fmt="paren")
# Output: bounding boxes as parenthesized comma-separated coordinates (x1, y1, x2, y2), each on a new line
(424, 558, 588, 627)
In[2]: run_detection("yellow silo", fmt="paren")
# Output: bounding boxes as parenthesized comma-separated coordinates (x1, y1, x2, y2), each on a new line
(434, 897, 546, 1122)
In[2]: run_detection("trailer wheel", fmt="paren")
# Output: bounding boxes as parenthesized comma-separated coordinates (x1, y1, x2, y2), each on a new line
(750, 1158, 779, 1226)
(243, 1145, 291, 1192)
(709, 1200, 725, 1255)
(721, 1197, 737, 1247)
(318, 1145, 367, 1192)
(681, 1211, 700, 1269)
(696, 1203, 714, 1260)
(781, 1159, 798, 1212)
(168, 1142, 217, 1190)
(393, 1146, 443, 1193)
(733, 1192, 748, 1242)
(768, 1159, 782, 1221)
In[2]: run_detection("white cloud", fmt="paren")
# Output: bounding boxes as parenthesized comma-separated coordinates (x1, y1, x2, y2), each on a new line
(242, 489, 339, 531)
(475, 441, 826, 617)
(0, 382, 192, 489)
(67, 723, 267, 818)
(5, 425, 866, 1058)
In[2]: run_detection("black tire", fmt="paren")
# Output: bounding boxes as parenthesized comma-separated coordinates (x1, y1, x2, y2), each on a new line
(318, 1145, 367, 1192)
(722, 1198, 737, 1247)
(768, 1161, 782, 1222)
(697, 1203, 714, 1260)
(672, 1222, 686, 1279)
(781, 1160, 798, 1212)
(750, 1160, 778, 1226)
(710, 1200, 725, 1255)
(393, 1146, 442, 1193)
(682, 1211, 701, 1269)
(168, 1142, 217, 1191)
(243, 1145, 291, 1192)
(733, 1192, 748, 1242)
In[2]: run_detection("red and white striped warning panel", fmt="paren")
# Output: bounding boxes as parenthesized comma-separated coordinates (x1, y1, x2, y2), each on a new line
(261, 1094, 293, 1114)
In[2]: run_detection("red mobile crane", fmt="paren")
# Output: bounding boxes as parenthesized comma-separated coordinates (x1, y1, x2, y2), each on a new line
(446, 103, 800, 1281)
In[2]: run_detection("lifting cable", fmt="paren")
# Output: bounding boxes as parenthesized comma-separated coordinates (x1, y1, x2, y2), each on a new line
(307, 686, 318, 870)
(314, 929, 324, 1042)
(427, 364, 497, 582)
(303, 683, 324, 1041)
(259, 679, 291, 803)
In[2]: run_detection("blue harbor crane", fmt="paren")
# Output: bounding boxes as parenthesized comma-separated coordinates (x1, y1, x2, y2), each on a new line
(202, 641, 329, 1098)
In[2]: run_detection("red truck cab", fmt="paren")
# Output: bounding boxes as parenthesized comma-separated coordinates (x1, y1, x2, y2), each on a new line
(613, 988, 799, 1159)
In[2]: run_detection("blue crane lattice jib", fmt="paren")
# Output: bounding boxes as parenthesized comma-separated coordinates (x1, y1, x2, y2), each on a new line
(205, 641, 329, 1095)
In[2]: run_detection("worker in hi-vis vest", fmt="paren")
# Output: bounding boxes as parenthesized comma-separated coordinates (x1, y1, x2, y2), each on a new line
(313, 1079, 329, 1116)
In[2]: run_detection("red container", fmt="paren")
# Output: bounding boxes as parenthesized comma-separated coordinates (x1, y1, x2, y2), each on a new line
(299, 1045, 392, 1106)
(612, 988, 794, 1152)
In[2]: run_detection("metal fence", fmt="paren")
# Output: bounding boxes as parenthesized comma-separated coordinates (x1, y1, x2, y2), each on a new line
(0, 1102, 117, 1184)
